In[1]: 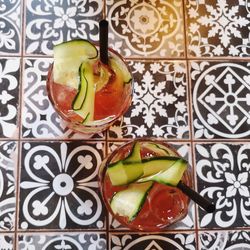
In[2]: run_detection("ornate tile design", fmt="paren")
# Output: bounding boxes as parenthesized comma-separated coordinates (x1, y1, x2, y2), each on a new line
(191, 61, 250, 139)
(187, 0, 250, 57)
(199, 230, 250, 250)
(18, 233, 106, 249)
(106, 0, 185, 58)
(0, 141, 17, 232)
(0, 58, 20, 138)
(110, 232, 196, 249)
(108, 61, 189, 139)
(195, 143, 250, 229)
(0, 0, 21, 54)
(19, 141, 106, 230)
(22, 58, 103, 139)
(25, 0, 103, 55)
(0, 234, 14, 250)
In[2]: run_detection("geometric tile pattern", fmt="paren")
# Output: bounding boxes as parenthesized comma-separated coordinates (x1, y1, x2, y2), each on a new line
(195, 143, 250, 229)
(19, 141, 105, 230)
(187, 0, 250, 57)
(199, 230, 250, 250)
(110, 232, 196, 249)
(107, 0, 185, 58)
(191, 61, 250, 139)
(109, 61, 189, 139)
(1, 0, 250, 248)
(0, 141, 17, 232)
(18, 233, 106, 249)
(0, 58, 20, 138)
(0, 0, 21, 54)
(25, 0, 103, 55)
(0, 234, 14, 250)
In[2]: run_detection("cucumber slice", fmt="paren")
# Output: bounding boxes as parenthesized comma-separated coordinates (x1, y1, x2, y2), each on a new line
(73, 62, 95, 123)
(146, 142, 171, 156)
(110, 182, 153, 221)
(137, 159, 188, 186)
(72, 66, 88, 110)
(123, 142, 141, 163)
(107, 156, 180, 186)
(107, 161, 144, 186)
(53, 40, 98, 89)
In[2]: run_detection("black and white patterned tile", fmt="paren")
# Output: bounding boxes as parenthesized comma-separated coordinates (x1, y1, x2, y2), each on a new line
(191, 61, 250, 139)
(0, 0, 21, 54)
(107, 0, 185, 58)
(187, 0, 250, 57)
(19, 141, 106, 230)
(18, 233, 106, 249)
(0, 234, 14, 250)
(22, 58, 103, 139)
(195, 143, 250, 229)
(199, 230, 250, 250)
(25, 0, 103, 55)
(110, 232, 196, 249)
(0, 58, 20, 138)
(0, 141, 17, 232)
(108, 61, 189, 139)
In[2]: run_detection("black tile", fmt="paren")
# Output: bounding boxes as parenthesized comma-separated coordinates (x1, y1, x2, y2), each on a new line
(108, 61, 189, 139)
(191, 61, 250, 139)
(195, 143, 250, 229)
(18, 233, 107, 249)
(0, 58, 20, 138)
(0, 141, 17, 231)
(187, 0, 250, 57)
(25, 0, 103, 55)
(19, 141, 106, 230)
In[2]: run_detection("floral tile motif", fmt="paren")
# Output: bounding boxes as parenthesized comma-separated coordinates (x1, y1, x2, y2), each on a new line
(19, 141, 106, 230)
(187, 0, 250, 57)
(0, 58, 20, 138)
(191, 61, 250, 139)
(107, 0, 185, 58)
(107, 142, 195, 230)
(22, 58, 103, 139)
(110, 232, 196, 249)
(199, 230, 250, 250)
(0, 141, 17, 232)
(0, 234, 14, 250)
(25, 0, 103, 55)
(18, 233, 106, 249)
(195, 143, 250, 229)
(0, 0, 21, 54)
(108, 61, 189, 139)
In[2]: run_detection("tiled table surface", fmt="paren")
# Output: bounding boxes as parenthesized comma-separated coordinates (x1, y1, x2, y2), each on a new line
(1, 0, 250, 249)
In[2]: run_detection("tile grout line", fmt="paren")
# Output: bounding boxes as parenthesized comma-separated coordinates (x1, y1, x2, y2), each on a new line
(14, 0, 27, 248)
(181, 0, 200, 248)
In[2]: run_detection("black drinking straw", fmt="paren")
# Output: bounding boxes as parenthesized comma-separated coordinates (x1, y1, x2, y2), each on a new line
(177, 181, 215, 213)
(99, 19, 109, 65)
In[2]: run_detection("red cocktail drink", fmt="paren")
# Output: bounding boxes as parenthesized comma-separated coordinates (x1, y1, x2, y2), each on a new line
(47, 40, 132, 134)
(99, 139, 191, 231)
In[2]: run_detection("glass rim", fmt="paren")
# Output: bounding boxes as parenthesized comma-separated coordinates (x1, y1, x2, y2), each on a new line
(98, 138, 192, 231)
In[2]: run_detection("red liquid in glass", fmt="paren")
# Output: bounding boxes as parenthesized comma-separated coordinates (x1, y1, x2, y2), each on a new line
(102, 142, 190, 231)
(47, 64, 131, 124)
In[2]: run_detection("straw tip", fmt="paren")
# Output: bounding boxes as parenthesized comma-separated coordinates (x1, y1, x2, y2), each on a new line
(99, 19, 108, 27)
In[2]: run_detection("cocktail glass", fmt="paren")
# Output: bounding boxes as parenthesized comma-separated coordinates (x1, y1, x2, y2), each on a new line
(99, 139, 192, 231)
(46, 44, 133, 135)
